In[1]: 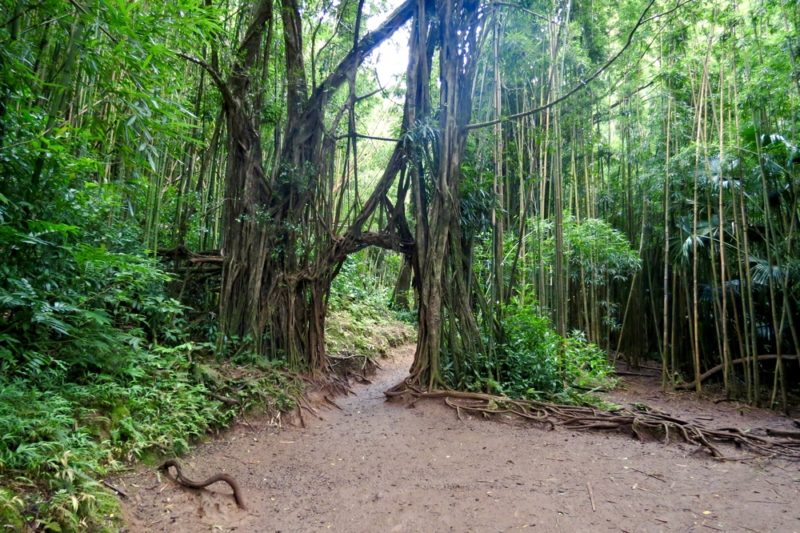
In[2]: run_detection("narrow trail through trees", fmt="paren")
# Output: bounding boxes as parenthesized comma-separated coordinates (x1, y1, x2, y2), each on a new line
(120, 345, 799, 532)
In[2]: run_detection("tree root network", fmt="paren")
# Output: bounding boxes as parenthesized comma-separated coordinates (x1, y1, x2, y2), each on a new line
(385, 383, 800, 461)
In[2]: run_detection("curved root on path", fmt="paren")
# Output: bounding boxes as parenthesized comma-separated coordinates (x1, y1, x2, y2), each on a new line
(385, 381, 800, 461)
(158, 459, 247, 509)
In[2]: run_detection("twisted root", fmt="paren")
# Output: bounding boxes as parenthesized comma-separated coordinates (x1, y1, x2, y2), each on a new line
(385, 381, 800, 461)
(158, 459, 246, 509)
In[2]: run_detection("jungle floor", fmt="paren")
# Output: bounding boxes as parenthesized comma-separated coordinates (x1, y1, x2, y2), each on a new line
(118, 345, 800, 533)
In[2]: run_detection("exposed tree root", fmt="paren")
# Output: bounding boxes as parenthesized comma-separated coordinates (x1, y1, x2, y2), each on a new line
(159, 460, 246, 509)
(385, 382, 800, 461)
(765, 428, 800, 439)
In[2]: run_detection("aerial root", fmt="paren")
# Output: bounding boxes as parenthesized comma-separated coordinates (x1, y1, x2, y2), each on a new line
(385, 381, 800, 461)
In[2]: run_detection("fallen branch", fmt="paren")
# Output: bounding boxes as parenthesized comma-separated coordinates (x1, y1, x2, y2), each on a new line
(676, 355, 799, 390)
(765, 428, 800, 439)
(207, 391, 238, 406)
(385, 382, 800, 461)
(614, 370, 658, 377)
(102, 480, 128, 499)
(156, 246, 223, 264)
(190, 255, 224, 264)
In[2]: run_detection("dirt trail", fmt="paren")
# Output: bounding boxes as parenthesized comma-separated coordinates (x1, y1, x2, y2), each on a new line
(120, 345, 800, 532)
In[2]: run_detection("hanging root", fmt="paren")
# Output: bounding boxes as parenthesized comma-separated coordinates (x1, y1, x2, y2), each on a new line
(386, 381, 800, 461)
(158, 459, 246, 509)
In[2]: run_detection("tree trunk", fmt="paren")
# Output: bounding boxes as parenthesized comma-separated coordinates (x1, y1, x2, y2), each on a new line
(392, 256, 413, 310)
(216, 0, 415, 372)
(408, 0, 483, 389)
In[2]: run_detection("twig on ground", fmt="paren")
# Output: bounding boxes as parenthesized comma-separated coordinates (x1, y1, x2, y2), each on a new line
(629, 467, 666, 483)
(102, 480, 128, 498)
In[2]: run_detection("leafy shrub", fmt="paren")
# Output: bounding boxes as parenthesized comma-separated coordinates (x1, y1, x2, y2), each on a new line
(0, 340, 301, 531)
(457, 301, 614, 401)
(525, 217, 641, 287)
(0, 203, 186, 378)
(562, 330, 614, 389)
(0, 488, 25, 531)
(329, 251, 394, 316)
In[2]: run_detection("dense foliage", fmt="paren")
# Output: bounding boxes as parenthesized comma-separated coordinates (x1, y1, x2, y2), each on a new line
(459, 300, 614, 399)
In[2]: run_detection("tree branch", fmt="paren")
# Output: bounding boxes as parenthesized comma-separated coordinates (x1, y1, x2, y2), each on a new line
(176, 53, 236, 110)
(676, 355, 799, 390)
(641, 0, 696, 24)
(308, 0, 416, 108)
(335, 132, 401, 143)
(231, 0, 273, 90)
(355, 86, 387, 103)
(354, 232, 415, 254)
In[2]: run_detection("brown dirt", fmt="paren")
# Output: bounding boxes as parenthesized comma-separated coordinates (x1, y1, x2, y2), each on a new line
(119, 345, 800, 532)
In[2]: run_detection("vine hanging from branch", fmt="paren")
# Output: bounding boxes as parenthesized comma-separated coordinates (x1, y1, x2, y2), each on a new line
(465, 0, 672, 131)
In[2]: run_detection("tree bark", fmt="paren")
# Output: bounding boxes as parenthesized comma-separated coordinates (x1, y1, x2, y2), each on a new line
(407, 0, 483, 389)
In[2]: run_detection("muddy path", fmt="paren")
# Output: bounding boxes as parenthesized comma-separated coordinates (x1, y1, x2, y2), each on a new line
(119, 345, 800, 532)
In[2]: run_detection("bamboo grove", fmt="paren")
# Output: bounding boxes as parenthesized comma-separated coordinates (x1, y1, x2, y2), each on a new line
(1, 0, 799, 407)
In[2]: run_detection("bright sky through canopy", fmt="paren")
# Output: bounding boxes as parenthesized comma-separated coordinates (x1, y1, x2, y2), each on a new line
(365, 0, 410, 88)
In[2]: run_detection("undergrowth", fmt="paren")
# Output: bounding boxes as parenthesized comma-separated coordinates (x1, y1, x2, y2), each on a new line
(0, 342, 299, 532)
(0, 177, 300, 530)
(1, 345, 210, 531)
(456, 299, 617, 405)
(0, 241, 400, 532)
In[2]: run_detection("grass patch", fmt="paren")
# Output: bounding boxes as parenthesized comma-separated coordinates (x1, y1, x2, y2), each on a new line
(326, 304, 414, 359)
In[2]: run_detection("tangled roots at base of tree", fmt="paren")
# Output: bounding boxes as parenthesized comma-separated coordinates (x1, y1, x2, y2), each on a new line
(385, 383, 800, 461)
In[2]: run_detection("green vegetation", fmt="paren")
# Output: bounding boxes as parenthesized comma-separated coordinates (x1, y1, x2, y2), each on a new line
(0, 186, 296, 530)
(2, 0, 799, 529)
(327, 252, 415, 359)
(459, 300, 615, 400)
(2, 349, 215, 531)
(0, 339, 301, 530)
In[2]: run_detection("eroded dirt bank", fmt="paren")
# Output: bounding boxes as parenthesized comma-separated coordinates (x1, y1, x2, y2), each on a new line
(119, 345, 800, 532)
